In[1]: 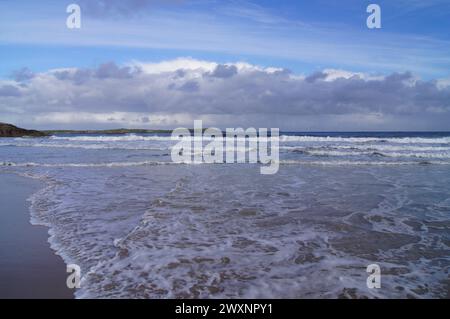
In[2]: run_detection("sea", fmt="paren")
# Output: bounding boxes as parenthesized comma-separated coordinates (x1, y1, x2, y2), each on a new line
(1, 131, 449, 298)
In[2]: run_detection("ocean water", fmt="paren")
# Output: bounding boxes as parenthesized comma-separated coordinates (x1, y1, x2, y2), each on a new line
(1, 132, 449, 298)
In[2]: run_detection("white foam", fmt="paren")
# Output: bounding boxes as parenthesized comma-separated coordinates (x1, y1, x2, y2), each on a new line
(12, 158, 449, 299)
(278, 160, 450, 165)
(279, 135, 450, 144)
(303, 150, 450, 159)
(383, 152, 450, 159)
(281, 145, 450, 152)
(1, 142, 169, 151)
(1, 160, 175, 167)
(49, 134, 172, 142)
(3, 158, 450, 168)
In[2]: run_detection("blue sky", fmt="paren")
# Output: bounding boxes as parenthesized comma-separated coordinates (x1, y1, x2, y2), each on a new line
(1, 0, 449, 79)
(0, 0, 450, 130)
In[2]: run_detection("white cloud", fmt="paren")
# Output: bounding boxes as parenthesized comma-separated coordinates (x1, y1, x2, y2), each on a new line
(130, 58, 285, 75)
(437, 78, 450, 89)
(130, 58, 217, 74)
(1, 59, 450, 130)
(322, 69, 383, 81)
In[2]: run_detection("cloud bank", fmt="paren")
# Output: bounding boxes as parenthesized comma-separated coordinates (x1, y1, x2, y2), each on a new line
(1, 58, 449, 130)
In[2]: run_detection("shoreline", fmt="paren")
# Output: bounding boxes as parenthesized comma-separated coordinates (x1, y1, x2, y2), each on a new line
(0, 173, 73, 299)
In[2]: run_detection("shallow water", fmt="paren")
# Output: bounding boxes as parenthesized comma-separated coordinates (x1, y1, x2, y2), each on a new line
(1, 132, 449, 298)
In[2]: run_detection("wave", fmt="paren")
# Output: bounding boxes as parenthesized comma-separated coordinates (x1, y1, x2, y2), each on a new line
(0, 142, 168, 151)
(11, 134, 450, 145)
(382, 152, 450, 159)
(49, 134, 173, 142)
(302, 150, 450, 159)
(281, 145, 450, 152)
(279, 136, 450, 144)
(49, 135, 275, 143)
(4, 142, 449, 155)
(1, 160, 176, 168)
(3, 159, 450, 168)
(1, 141, 259, 153)
(278, 160, 450, 166)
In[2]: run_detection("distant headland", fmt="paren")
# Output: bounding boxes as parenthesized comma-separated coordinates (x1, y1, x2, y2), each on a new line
(0, 122, 172, 137)
(0, 123, 48, 137)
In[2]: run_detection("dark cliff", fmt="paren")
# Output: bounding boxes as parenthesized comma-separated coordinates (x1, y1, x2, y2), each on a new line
(0, 123, 48, 137)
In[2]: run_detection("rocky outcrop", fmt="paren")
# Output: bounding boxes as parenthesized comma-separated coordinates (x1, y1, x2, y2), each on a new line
(0, 123, 48, 137)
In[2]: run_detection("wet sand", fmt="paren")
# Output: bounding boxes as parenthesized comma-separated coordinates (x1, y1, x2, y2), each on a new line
(0, 173, 73, 299)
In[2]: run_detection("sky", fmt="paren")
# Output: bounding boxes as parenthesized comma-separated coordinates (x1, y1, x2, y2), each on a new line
(0, 0, 449, 130)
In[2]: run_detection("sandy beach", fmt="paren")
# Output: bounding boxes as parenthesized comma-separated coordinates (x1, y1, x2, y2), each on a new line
(0, 173, 73, 299)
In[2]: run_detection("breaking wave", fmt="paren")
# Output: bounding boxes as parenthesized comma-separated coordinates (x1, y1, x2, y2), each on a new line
(279, 135, 450, 144)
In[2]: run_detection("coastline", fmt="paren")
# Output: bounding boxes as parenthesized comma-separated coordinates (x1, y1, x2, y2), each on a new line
(0, 173, 73, 299)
